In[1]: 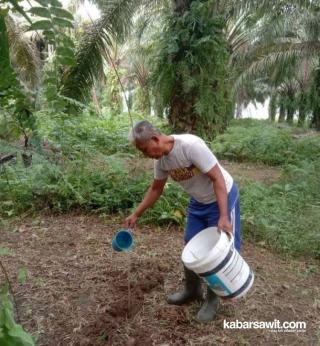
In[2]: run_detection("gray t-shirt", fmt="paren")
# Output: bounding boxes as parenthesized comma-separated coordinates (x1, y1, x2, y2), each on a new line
(154, 134, 233, 204)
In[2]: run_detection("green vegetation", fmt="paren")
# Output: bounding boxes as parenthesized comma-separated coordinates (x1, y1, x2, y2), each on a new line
(212, 119, 320, 258)
(0, 114, 187, 227)
(0, 286, 35, 345)
(241, 161, 320, 258)
(2, 117, 319, 258)
(212, 119, 320, 165)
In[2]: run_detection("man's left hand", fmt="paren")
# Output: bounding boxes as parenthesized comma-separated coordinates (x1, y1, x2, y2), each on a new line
(217, 216, 233, 238)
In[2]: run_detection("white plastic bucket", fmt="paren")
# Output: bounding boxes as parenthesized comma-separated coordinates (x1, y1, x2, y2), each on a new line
(181, 227, 254, 299)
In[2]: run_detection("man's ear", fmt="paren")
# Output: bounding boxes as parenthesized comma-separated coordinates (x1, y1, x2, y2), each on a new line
(151, 135, 160, 143)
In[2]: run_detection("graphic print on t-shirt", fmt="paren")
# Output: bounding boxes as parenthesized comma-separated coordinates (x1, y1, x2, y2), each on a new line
(169, 164, 200, 182)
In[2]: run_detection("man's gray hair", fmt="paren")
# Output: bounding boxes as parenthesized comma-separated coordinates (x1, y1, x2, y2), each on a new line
(128, 120, 161, 143)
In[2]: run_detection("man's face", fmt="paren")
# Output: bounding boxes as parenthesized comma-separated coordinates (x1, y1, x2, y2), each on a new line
(135, 137, 163, 159)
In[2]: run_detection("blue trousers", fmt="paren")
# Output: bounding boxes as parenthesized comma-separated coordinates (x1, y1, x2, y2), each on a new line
(184, 183, 241, 251)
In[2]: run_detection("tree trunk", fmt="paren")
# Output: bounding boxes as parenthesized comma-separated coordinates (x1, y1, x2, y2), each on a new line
(310, 66, 320, 131)
(168, 0, 197, 132)
(298, 93, 307, 127)
(153, 91, 164, 118)
(165, 0, 231, 136)
(135, 85, 151, 115)
(286, 106, 295, 124)
(286, 93, 295, 124)
(169, 83, 197, 132)
(235, 103, 243, 119)
(268, 94, 277, 122)
(22, 152, 32, 167)
(311, 108, 320, 131)
(92, 87, 102, 116)
(278, 102, 286, 122)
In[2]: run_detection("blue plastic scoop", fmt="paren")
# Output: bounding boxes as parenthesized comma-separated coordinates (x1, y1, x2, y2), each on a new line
(112, 229, 133, 252)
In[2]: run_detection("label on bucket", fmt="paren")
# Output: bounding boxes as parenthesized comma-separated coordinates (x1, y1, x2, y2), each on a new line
(205, 273, 232, 296)
(199, 248, 254, 298)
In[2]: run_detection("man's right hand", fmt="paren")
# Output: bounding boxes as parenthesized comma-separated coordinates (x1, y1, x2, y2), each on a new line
(124, 213, 138, 229)
(124, 179, 166, 230)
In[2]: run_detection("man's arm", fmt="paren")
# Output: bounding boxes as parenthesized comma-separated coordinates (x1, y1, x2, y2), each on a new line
(124, 178, 167, 228)
(206, 165, 233, 236)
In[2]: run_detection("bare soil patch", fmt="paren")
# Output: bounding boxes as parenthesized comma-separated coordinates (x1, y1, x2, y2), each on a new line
(1, 214, 319, 345)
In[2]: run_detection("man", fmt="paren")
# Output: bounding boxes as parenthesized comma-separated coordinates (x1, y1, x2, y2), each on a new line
(124, 120, 241, 322)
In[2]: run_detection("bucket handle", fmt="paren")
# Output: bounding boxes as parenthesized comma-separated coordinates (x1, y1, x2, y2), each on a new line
(218, 228, 234, 247)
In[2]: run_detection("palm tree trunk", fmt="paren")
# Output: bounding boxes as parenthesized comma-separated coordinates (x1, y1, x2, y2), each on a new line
(235, 102, 243, 119)
(154, 92, 164, 118)
(278, 100, 286, 123)
(168, 0, 197, 132)
(169, 83, 197, 131)
(268, 94, 277, 122)
(298, 93, 307, 127)
(166, 0, 232, 136)
(136, 85, 151, 115)
(286, 92, 295, 124)
(286, 106, 295, 124)
(311, 106, 320, 131)
(311, 67, 320, 131)
(92, 87, 102, 116)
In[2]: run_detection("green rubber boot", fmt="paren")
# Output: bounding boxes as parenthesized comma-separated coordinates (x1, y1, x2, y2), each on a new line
(196, 286, 219, 322)
(167, 266, 203, 305)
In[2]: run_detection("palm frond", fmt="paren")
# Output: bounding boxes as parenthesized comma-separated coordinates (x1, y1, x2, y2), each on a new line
(130, 48, 150, 87)
(278, 79, 300, 94)
(304, 12, 320, 41)
(233, 48, 301, 94)
(6, 16, 41, 90)
(296, 56, 318, 88)
(61, 0, 139, 102)
(226, 9, 258, 63)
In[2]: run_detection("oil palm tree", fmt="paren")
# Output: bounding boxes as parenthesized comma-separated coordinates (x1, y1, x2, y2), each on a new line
(60, 0, 163, 103)
(150, 0, 276, 135)
(234, 1, 320, 129)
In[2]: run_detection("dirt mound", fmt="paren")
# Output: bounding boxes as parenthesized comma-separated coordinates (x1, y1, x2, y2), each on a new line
(75, 266, 163, 345)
